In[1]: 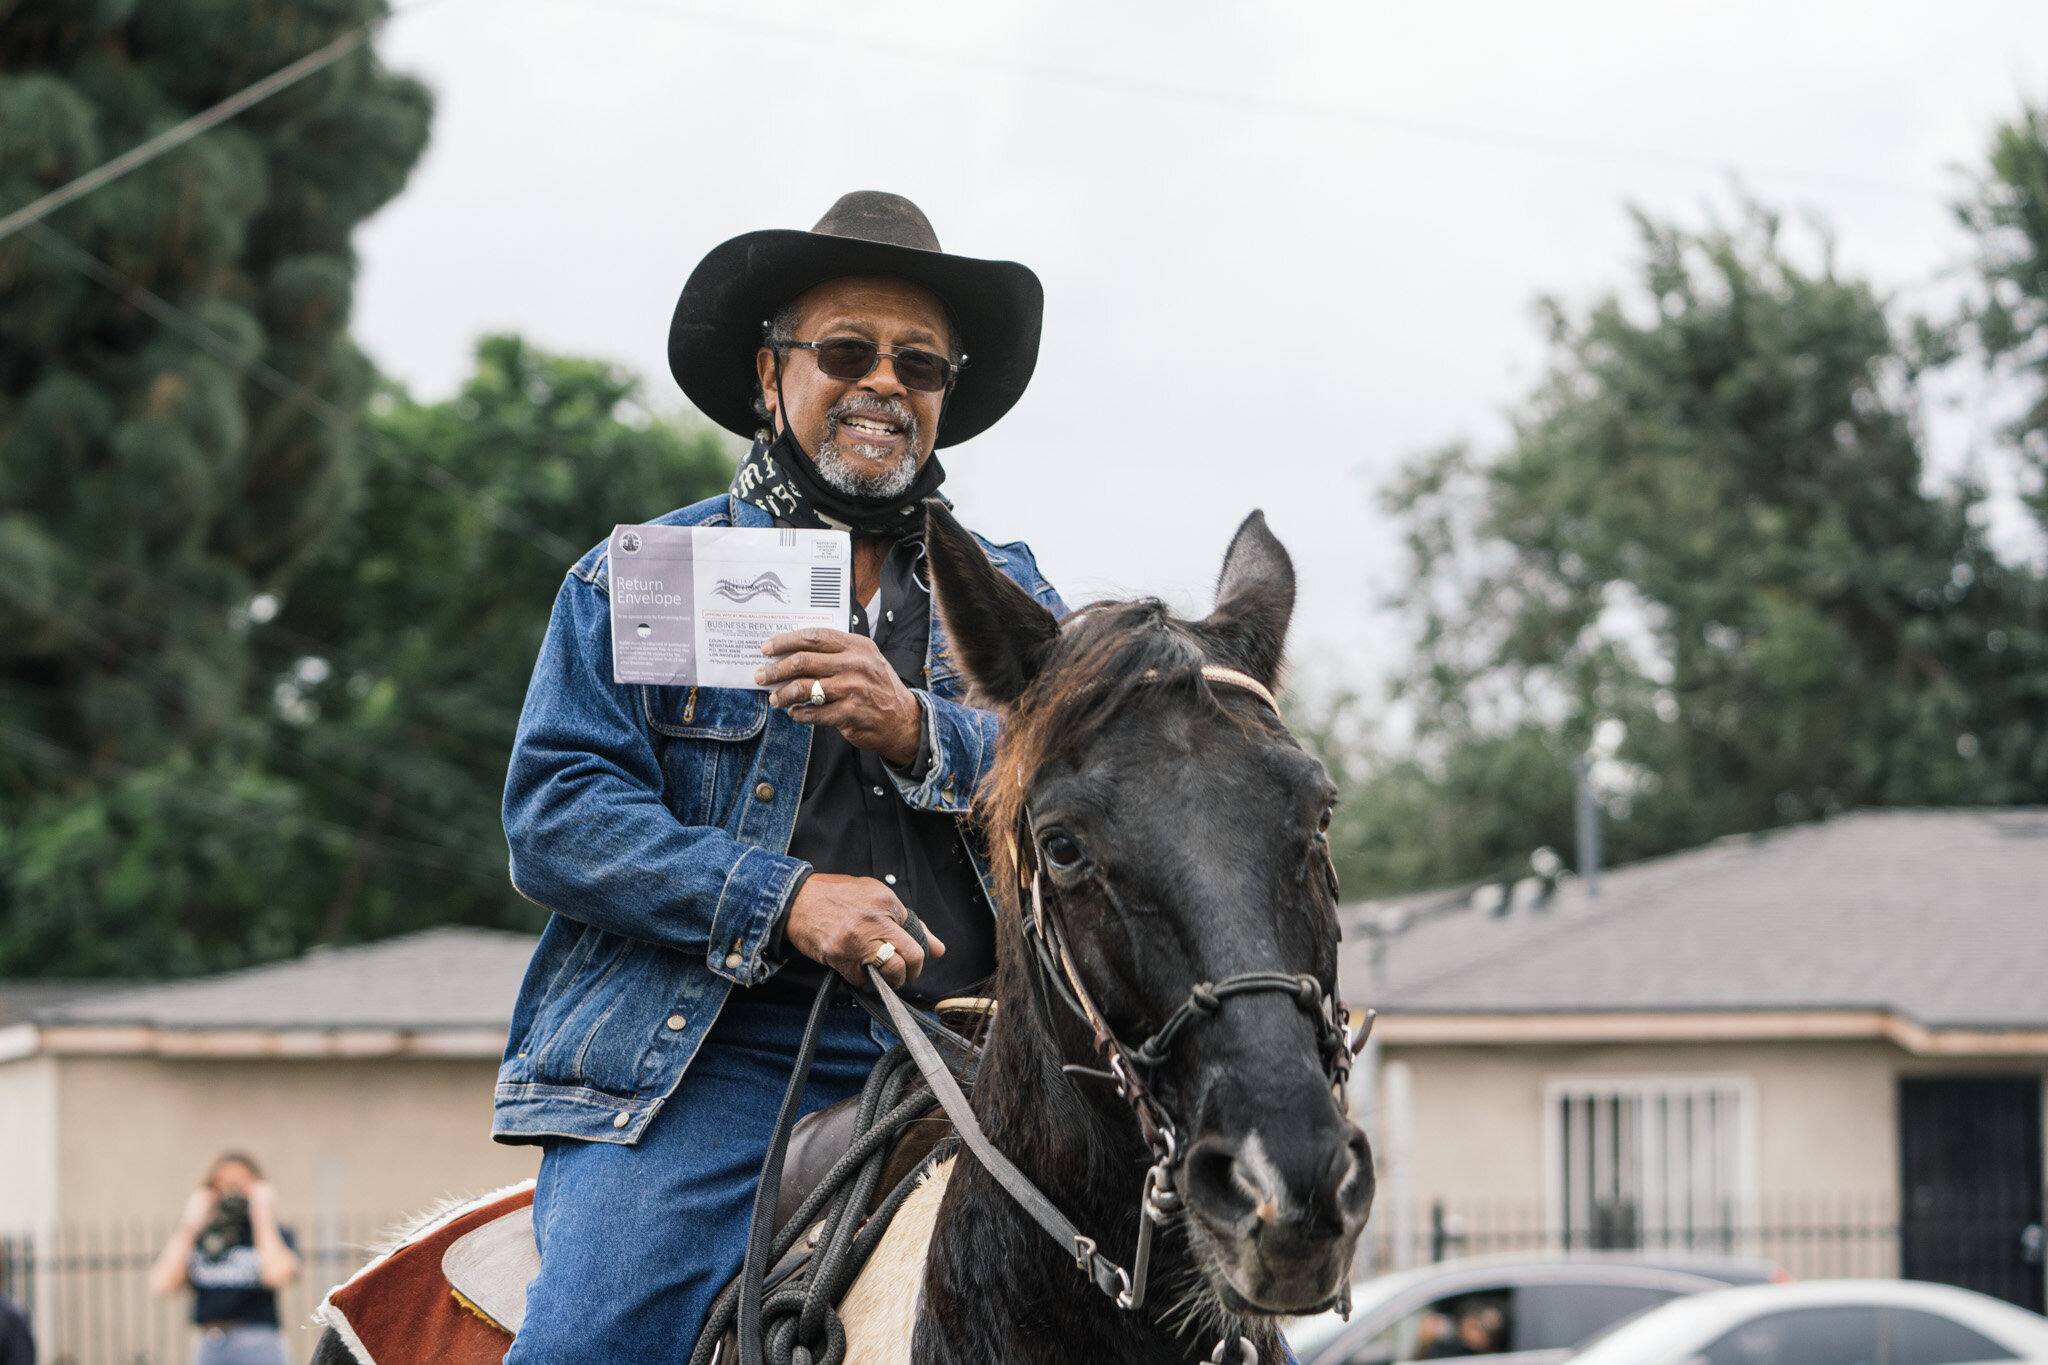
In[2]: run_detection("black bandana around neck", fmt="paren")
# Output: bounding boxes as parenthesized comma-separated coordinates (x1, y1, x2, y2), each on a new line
(731, 427, 947, 540)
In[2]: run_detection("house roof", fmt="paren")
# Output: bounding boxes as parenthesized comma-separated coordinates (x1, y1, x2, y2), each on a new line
(0, 982, 138, 1028)
(34, 926, 536, 1031)
(0, 927, 538, 1062)
(1338, 809, 2048, 1039)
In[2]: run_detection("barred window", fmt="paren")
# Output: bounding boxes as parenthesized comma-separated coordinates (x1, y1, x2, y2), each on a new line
(1548, 1076, 1753, 1252)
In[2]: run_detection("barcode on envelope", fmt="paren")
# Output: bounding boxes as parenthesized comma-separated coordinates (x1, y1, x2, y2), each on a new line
(809, 565, 842, 609)
(779, 530, 796, 547)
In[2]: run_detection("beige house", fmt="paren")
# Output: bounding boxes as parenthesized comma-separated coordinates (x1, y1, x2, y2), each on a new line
(0, 927, 541, 1364)
(1341, 809, 2048, 1311)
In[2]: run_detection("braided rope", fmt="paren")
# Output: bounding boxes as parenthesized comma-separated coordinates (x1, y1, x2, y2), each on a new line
(690, 1045, 953, 1365)
(1129, 973, 1345, 1071)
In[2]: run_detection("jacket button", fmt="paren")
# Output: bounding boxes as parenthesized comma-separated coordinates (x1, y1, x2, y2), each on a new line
(754, 782, 775, 802)
(666, 1014, 686, 1031)
(725, 952, 743, 969)
(613, 1111, 630, 1129)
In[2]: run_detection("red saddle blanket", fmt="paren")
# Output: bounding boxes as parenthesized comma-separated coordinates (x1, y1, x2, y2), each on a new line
(316, 1183, 531, 1365)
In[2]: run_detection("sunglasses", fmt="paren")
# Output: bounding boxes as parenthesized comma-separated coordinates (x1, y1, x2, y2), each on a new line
(783, 337, 961, 393)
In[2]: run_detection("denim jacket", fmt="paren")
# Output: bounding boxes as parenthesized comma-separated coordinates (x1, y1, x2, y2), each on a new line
(493, 489, 1066, 1145)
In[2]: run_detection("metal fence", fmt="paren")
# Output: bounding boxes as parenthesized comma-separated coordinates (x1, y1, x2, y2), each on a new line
(5, 1197, 2037, 1363)
(1365, 1194, 1909, 1283)
(1, 1216, 397, 1365)
(1365, 1191, 2048, 1311)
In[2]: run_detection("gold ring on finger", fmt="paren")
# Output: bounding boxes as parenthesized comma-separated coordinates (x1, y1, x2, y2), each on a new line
(865, 941, 897, 968)
(808, 679, 826, 707)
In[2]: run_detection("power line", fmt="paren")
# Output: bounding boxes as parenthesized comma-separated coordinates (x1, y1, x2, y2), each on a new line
(7, 229, 568, 857)
(0, 2, 576, 566)
(577, 0, 1942, 204)
(11, 227, 586, 861)
(0, 28, 370, 245)
(25, 221, 346, 421)
(23, 223, 582, 563)
(0, 0, 452, 245)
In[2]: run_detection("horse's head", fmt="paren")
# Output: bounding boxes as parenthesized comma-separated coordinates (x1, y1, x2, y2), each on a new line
(925, 503, 1372, 1319)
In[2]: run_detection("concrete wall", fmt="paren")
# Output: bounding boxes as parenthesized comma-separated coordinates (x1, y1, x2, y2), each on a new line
(1385, 1039, 1917, 1208)
(46, 1053, 537, 1227)
(0, 1056, 58, 1232)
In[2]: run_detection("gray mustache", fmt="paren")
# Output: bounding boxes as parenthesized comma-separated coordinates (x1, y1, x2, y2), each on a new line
(828, 395, 918, 444)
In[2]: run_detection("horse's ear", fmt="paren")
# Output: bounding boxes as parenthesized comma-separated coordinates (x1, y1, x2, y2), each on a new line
(1201, 509, 1295, 688)
(924, 499, 1060, 709)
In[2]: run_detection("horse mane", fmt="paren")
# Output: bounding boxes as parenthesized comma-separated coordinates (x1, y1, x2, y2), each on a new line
(977, 598, 1275, 921)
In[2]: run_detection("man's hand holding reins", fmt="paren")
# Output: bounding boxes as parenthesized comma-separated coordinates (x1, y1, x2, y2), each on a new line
(757, 628, 922, 767)
(784, 873, 944, 989)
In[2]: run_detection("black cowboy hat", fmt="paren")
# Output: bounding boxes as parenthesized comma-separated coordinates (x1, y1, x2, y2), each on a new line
(667, 192, 1043, 448)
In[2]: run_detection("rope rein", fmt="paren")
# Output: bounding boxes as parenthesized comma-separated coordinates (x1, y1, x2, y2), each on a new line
(695, 1037, 956, 1365)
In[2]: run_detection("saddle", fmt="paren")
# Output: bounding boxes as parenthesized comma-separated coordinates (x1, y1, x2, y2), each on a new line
(313, 1003, 982, 1365)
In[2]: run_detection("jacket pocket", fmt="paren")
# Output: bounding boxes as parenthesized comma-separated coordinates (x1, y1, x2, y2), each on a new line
(642, 686, 769, 826)
(526, 932, 664, 1093)
(642, 685, 768, 739)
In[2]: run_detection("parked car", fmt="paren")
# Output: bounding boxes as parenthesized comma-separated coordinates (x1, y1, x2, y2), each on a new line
(1563, 1279, 2048, 1365)
(1286, 1252, 1783, 1365)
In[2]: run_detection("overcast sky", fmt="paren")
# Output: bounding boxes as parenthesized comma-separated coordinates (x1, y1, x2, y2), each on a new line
(353, 0, 2048, 697)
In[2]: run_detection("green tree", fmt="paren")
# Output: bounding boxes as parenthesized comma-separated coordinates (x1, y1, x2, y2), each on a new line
(0, 0, 431, 776)
(1962, 102, 2048, 533)
(0, 337, 735, 974)
(254, 336, 733, 947)
(1330, 205, 2048, 898)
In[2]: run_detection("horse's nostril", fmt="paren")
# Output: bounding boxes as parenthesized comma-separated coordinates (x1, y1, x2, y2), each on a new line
(1185, 1134, 1288, 1227)
(1186, 1143, 1247, 1212)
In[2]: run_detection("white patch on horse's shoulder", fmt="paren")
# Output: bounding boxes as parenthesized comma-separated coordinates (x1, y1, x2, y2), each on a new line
(840, 1156, 954, 1365)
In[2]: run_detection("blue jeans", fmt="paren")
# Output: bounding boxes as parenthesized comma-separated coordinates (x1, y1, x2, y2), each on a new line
(191, 1325, 287, 1365)
(508, 995, 890, 1364)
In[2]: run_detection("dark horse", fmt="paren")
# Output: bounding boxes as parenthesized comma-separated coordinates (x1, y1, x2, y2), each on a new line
(902, 504, 1370, 1363)
(312, 506, 1370, 1364)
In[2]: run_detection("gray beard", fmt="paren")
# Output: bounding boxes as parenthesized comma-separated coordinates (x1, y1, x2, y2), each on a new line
(815, 396, 922, 499)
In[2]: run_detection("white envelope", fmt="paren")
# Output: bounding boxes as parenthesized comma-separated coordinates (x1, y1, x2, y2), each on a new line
(608, 524, 851, 688)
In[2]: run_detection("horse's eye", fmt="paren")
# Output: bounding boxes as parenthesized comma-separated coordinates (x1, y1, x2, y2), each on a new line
(1041, 832, 1085, 870)
(1317, 806, 1334, 837)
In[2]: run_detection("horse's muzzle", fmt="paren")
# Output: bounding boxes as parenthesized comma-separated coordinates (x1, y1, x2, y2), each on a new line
(1180, 1117, 1373, 1314)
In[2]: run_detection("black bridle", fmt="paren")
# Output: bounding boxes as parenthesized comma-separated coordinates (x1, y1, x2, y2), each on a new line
(1005, 663, 1373, 1317)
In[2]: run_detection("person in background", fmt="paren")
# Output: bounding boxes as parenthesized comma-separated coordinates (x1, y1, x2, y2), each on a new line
(150, 1152, 300, 1365)
(1417, 1299, 1508, 1358)
(0, 1289, 29, 1365)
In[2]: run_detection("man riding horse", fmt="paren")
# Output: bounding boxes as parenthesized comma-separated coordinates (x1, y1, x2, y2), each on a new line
(494, 192, 1061, 1362)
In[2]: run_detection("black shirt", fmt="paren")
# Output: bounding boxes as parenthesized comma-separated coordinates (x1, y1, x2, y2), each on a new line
(188, 1221, 295, 1327)
(0, 1296, 31, 1365)
(754, 534, 995, 1005)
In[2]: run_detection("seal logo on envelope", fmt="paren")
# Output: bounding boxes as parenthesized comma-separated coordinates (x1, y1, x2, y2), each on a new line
(711, 572, 790, 605)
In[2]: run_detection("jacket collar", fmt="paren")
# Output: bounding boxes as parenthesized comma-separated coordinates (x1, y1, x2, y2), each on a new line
(728, 492, 773, 528)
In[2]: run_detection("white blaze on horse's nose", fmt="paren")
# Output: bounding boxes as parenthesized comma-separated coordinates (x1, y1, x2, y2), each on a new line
(1231, 1131, 1290, 1226)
